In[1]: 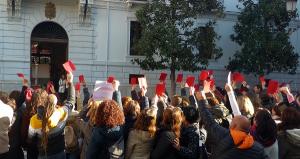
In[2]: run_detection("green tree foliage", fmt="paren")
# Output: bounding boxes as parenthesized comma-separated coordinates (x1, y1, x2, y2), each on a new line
(227, 0, 299, 76)
(132, 0, 223, 95)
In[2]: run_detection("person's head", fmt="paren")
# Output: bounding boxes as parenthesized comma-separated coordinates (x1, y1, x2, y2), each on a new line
(9, 90, 21, 105)
(27, 89, 48, 116)
(134, 108, 157, 137)
(254, 109, 277, 140)
(41, 94, 58, 151)
(0, 91, 9, 104)
(162, 106, 184, 137)
(253, 85, 262, 94)
(237, 95, 255, 118)
(122, 96, 132, 107)
(279, 107, 300, 131)
(182, 106, 200, 125)
(271, 105, 282, 117)
(181, 97, 190, 107)
(171, 95, 182, 107)
(0, 91, 16, 110)
(230, 115, 251, 133)
(124, 100, 140, 118)
(95, 100, 125, 128)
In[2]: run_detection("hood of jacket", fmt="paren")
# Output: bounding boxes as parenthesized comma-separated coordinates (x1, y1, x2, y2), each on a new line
(94, 125, 123, 144)
(286, 129, 300, 147)
(230, 129, 254, 149)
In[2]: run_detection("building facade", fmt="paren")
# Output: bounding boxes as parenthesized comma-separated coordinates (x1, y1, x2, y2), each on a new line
(1, 0, 300, 96)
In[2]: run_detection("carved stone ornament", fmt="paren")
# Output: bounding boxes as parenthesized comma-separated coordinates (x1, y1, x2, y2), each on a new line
(45, 2, 56, 20)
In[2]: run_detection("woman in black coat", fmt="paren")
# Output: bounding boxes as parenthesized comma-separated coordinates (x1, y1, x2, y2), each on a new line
(151, 106, 183, 159)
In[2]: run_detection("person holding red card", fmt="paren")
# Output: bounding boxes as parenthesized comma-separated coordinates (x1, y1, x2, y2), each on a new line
(130, 77, 150, 111)
(28, 72, 75, 159)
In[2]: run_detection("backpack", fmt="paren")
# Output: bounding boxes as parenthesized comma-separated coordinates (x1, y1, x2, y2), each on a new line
(108, 137, 124, 159)
(64, 125, 78, 152)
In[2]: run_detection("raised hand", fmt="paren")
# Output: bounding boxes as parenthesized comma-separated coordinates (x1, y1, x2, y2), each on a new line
(67, 72, 73, 84)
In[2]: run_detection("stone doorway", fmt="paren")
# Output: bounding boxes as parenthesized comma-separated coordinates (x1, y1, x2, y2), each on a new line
(30, 21, 68, 90)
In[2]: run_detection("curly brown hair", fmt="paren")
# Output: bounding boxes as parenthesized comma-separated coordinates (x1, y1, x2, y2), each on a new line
(134, 108, 157, 137)
(95, 100, 125, 128)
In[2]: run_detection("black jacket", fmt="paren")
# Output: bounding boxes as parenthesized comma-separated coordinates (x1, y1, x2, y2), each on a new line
(179, 124, 200, 159)
(86, 126, 123, 159)
(151, 129, 180, 159)
(197, 100, 267, 159)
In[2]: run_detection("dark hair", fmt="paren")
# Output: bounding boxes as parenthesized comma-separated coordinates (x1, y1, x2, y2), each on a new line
(254, 109, 277, 140)
(9, 90, 21, 106)
(255, 85, 262, 92)
(279, 107, 300, 131)
(95, 100, 125, 128)
(182, 106, 199, 124)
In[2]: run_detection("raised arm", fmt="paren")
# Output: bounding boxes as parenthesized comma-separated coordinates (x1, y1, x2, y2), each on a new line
(195, 88, 228, 145)
(139, 87, 149, 110)
(225, 84, 241, 116)
(82, 82, 90, 106)
(65, 72, 75, 112)
(188, 87, 198, 109)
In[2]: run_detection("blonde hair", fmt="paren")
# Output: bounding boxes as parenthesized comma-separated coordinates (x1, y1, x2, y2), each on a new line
(237, 95, 255, 117)
(41, 94, 57, 151)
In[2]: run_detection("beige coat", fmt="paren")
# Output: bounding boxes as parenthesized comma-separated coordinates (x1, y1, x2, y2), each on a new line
(0, 100, 13, 154)
(125, 129, 154, 159)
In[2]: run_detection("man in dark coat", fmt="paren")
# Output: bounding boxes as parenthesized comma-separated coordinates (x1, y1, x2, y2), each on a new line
(195, 91, 267, 159)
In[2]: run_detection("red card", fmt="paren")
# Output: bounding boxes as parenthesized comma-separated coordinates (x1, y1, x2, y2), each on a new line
(259, 76, 265, 83)
(186, 76, 195, 87)
(232, 72, 245, 83)
(75, 82, 81, 91)
(63, 60, 76, 73)
(79, 75, 85, 83)
(156, 83, 165, 96)
(107, 76, 115, 83)
(176, 74, 183, 83)
(159, 73, 167, 81)
(199, 70, 209, 81)
(130, 77, 137, 85)
(194, 84, 200, 91)
(17, 73, 24, 78)
(208, 70, 214, 76)
(267, 80, 279, 95)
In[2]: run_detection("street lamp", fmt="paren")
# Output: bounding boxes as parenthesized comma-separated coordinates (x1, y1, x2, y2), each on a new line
(287, 0, 297, 12)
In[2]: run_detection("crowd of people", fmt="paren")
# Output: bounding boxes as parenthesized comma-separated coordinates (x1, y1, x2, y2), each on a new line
(0, 71, 300, 159)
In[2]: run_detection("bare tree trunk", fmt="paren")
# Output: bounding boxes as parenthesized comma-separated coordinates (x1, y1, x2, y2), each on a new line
(170, 68, 176, 97)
